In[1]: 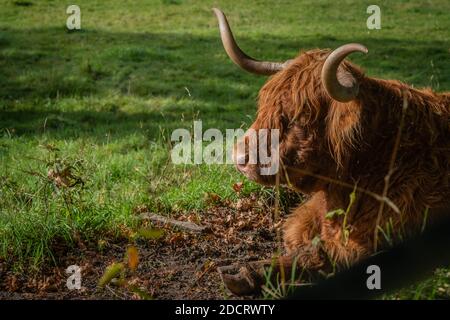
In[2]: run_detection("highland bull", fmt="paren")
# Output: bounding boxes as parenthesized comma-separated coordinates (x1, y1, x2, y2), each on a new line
(212, 8, 450, 295)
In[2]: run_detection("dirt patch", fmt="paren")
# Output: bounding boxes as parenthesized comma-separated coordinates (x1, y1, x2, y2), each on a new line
(0, 195, 286, 299)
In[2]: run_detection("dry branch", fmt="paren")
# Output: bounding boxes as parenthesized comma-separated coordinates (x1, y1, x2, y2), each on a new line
(139, 212, 209, 234)
(373, 91, 409, 251)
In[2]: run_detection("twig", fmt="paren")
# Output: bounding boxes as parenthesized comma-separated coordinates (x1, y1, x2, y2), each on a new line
(139, 212, 209, 233)
(373, 91, 409, 251)
(105, 285, 129, 300)
(286, 166, 400, 214)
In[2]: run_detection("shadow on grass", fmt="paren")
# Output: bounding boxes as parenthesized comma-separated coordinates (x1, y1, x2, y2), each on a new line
(0, 27, 448, 140)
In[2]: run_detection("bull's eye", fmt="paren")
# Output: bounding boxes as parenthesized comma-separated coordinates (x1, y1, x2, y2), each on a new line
(281, 115, 291, 130)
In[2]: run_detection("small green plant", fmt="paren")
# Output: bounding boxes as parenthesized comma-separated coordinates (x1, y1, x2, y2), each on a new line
(325, 185, 357, 245)
(97, 225, 164, 299)
(261, 255, 304, 299)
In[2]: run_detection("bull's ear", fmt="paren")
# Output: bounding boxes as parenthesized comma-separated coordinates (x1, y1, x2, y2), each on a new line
(321, 44, 368, 102)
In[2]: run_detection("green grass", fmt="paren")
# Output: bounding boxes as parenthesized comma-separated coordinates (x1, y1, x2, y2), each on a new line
(0, 0, 449, 297)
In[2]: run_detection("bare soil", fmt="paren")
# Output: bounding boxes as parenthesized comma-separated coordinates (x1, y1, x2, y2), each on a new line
(0, 195, 285, 300)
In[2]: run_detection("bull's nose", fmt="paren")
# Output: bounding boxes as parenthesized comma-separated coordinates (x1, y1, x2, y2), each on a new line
(236, 154, 246, 166)
(233, 148, 248, 173)
(235, 154, 247, 172)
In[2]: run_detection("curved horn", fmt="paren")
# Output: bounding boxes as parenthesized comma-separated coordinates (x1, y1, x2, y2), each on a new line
(321, 43, 368, 102)
(212, 8, 289, 75)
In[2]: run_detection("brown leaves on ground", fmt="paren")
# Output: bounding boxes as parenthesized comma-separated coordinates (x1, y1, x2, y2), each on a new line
(142, 192, 279, 250)
(0, 191, 293, 299)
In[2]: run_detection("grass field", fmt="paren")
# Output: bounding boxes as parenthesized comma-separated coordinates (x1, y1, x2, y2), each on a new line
(0, 0, 449, 299)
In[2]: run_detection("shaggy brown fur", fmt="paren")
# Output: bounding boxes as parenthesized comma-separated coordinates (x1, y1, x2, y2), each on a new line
(238, 49, 449, 275)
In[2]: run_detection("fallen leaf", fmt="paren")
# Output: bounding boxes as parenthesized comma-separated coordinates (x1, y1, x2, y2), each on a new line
(232, 182, 244, 193)
(136, 228, 164, 240)
(169, 233, 183, 244)
(98, 262, 125, 287)
(126, 246, 139, 272)
(204, 192, 221, 204)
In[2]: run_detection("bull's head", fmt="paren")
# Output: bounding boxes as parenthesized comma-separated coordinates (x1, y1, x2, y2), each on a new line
(213, 8, 368, 193)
